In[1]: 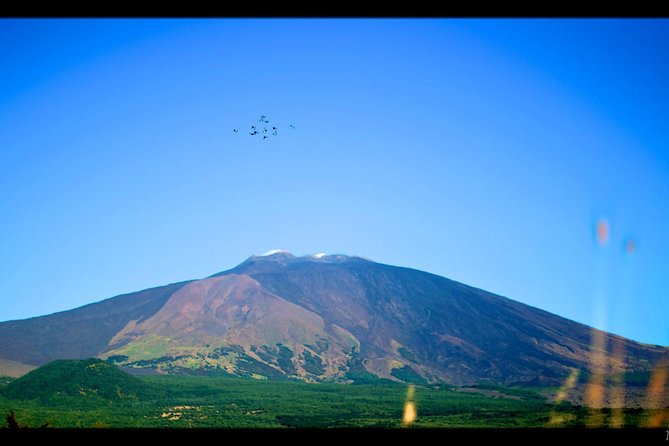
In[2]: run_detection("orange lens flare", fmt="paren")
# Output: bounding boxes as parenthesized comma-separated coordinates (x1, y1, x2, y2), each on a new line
(585, 329, 608, 427)
(547, 368, 580, 427)
(644, 361, 669, 428)
(609, 338, 626, 428)
(624, 238, 636, 254)
(402, 401, 416, 426)
(402, 384, 416, 426)
(555, 368, 580, 403)
(596, 219, 609, 247)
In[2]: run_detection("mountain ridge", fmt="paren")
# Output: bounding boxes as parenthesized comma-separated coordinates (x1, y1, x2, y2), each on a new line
(1, 252, 666, 388)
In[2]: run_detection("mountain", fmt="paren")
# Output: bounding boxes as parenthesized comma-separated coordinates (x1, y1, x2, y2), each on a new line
(0, 358, 160, 404)
(0, 252, 666, 387)
(0, 281, 188, 369)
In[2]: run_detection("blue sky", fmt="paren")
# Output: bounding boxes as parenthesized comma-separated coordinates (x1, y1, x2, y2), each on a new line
(1, 19, 668, 346)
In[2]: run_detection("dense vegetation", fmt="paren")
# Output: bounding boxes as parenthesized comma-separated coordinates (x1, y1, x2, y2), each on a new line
(0, 359, 162, 405)
(0, 375, 548, 428)
(0, 359, 663, 428)
(0, 377, 14, 389)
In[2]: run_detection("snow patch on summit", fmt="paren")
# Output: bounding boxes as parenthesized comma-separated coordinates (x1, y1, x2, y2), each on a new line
(258, 249, 291, 257)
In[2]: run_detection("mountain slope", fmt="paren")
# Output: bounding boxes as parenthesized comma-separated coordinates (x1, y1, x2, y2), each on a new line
(228, 254, 667, 384)
(0, 281, 190, 367)
(0, 252, 666, 387)
(102, 274, 358, 379)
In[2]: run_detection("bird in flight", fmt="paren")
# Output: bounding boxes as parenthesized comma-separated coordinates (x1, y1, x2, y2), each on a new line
(234, 115, 294, 140)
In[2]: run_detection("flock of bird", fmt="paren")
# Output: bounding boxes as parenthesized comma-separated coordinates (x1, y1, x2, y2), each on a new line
(233, 115, 295, 140)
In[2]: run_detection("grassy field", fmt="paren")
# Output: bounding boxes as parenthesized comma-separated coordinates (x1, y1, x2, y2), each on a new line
(1, 372, 660, 429)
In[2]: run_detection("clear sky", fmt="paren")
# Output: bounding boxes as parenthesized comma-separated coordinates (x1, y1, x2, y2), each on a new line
(1, 19, 668, 346)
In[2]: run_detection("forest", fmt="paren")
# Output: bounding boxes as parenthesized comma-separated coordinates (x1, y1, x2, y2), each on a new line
(0, 359, 661, 429)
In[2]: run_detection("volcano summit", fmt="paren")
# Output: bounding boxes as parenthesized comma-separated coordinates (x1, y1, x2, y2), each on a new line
(0, 252, 666, 386)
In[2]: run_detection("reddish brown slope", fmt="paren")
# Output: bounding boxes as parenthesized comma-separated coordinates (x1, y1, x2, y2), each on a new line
(103, 274, 358, 379)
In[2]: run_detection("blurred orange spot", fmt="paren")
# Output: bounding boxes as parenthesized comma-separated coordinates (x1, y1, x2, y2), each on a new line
(555, 368, 580, 403)
(609, 338, 626, 428)
(625, 238, 636, 254)
(596, 219, 609, 247)
(402, 401, 416, 426)
(644, 361, 668, 427)
(585, 329, 608, 427)
(402, 384, 416, 426)
(548, 369, 580, 426)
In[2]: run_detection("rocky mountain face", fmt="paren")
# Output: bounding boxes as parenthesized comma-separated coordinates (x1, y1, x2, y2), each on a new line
(0, 252, 666, 385)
